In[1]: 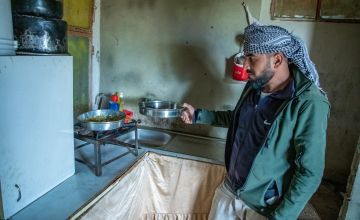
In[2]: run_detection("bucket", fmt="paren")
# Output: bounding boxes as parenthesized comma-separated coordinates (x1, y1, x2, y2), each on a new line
(0, 0, 17, 55)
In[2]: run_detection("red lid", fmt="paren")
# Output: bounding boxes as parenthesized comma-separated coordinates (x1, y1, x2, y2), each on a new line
(123, 109, 133, 117)
(110, 94, 119, 102)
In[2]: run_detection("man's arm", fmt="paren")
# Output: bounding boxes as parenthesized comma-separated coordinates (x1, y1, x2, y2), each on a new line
(194, 108, 233, 128)
(269, 98, 330, 220)
(181, 103, 233, 127)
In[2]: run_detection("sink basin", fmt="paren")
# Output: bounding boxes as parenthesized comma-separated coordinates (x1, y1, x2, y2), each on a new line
(117, 128, 173, 147)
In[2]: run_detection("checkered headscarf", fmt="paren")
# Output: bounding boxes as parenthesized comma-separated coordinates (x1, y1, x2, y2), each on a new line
(243, 23, 320, 87)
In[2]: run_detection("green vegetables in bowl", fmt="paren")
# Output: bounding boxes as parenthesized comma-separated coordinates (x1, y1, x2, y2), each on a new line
(86, 115, 121, 122)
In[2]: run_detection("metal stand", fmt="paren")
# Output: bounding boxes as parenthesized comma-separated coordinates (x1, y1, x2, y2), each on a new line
(74, 122, 139, 176)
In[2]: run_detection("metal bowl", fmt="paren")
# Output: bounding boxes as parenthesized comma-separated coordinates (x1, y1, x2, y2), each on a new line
(139, 100, 183, 118)
(77, 110, 126, 131)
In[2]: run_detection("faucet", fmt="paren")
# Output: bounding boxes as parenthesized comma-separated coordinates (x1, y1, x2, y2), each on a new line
(94, 93, 106, 110)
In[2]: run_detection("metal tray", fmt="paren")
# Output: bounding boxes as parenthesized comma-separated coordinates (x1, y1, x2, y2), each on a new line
(139, 100, 183, 118)
(77, 109, 126, 131)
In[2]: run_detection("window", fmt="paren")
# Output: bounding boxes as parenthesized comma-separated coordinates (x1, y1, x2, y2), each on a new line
(271, 0, 360, 23)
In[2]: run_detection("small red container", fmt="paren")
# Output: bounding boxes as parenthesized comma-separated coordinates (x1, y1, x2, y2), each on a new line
(110, 94, 119, 102)
(123, 109, 133, 123)
(232, 53, 248, 81)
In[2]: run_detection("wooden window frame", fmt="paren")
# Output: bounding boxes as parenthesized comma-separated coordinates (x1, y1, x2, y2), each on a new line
(271, 0, 360, 23)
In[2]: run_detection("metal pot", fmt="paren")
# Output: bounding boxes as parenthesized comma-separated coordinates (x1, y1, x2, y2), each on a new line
(11, 0, 63, 19)
(77, 110, 126, 131)
(139, 100, 184, 118)
(13, 14, 67, 54)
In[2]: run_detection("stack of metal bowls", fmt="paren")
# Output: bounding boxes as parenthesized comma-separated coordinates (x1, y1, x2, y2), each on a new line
(11, 0, 68, 54)
(139, 100, 184, 118)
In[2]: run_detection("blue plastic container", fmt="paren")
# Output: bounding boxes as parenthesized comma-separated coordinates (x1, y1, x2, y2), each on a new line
(108, 101, 119, 111)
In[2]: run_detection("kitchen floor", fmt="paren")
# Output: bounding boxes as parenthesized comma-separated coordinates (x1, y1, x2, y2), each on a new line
(310, 180, 344, 220)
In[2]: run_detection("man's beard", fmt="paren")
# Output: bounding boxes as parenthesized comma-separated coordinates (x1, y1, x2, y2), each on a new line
(249, 69, 274, 89)
(249, 60, 275, 90)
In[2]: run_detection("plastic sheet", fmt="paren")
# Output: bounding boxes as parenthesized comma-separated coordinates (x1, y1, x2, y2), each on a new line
(73, 153, 226, 220)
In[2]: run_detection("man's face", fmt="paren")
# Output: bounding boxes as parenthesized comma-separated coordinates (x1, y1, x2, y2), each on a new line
(244, 53, 275, 89)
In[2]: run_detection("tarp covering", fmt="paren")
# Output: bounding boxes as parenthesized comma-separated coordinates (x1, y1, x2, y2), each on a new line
(76, 153, 226, 220)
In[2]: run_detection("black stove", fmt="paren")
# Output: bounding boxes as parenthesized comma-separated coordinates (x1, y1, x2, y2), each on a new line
(74, 121, 139, 176)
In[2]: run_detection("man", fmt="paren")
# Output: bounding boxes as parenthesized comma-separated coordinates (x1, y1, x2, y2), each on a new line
(181, 22, 330, 220)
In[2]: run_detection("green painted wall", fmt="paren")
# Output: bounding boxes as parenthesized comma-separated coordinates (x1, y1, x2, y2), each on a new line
(68, 35, 90, 117)
(63, 0, 93, 29)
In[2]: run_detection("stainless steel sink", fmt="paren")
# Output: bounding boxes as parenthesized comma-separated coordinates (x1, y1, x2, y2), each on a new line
(117, 128, 173, 147)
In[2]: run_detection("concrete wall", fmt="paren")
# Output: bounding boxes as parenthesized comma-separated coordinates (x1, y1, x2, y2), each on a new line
(100, 0, 360, 183)
(100, 0, 261, 138)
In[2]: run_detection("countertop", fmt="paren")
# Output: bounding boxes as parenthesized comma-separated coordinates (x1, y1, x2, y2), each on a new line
(137, 126, 226, 164)
(12, 127, 226, 219)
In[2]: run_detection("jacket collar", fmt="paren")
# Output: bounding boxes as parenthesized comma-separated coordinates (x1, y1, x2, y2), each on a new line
(291, 64, 313, 97)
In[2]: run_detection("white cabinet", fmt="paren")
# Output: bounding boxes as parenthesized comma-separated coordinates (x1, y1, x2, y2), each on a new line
(0, 56, 75, 219)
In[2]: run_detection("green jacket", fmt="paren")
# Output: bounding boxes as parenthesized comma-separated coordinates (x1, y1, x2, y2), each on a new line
(194, 66, 330, 219)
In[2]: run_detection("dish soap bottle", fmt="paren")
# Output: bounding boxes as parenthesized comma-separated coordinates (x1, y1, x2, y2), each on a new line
(109, 93, 119, 111)
(119, 92, 125, 112)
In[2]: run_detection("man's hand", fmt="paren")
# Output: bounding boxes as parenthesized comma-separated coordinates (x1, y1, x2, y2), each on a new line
(181, 103, 195, 124)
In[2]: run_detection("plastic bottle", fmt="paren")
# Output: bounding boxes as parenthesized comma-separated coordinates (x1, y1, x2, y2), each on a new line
(109, 93, 119, 111)
(119, 92, 125, 112)
(108, 101, 119, 111)
(115, 92, 120, 110)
